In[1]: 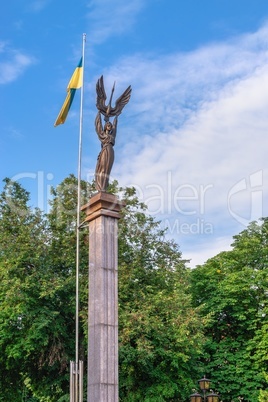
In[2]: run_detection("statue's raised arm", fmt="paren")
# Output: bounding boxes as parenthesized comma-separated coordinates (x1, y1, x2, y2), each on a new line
(94, 76, 131, 192)
(95, 111, 103, 139)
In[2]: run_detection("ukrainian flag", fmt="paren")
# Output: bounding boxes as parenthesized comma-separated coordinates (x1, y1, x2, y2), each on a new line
(54, 57, 83, 126)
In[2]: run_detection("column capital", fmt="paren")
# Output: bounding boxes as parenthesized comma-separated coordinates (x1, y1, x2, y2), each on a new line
(81, 192, 125, 222)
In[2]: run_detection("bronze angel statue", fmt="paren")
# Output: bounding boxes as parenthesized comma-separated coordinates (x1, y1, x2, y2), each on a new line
(94, 75, 131, 192)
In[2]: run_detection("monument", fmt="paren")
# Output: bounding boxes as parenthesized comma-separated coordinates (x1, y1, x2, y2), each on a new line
(81, 76, 131, 402)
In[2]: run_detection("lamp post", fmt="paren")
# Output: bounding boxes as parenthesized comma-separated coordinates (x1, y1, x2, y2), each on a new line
(190, 376, 220, 402)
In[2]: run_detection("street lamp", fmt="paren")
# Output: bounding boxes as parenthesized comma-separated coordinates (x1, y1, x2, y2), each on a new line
(190, 376, 220, 402)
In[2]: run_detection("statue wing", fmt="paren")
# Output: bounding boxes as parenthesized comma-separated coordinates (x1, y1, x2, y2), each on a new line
(96, 75, 132, 117)
(96, 75, 107, 115)
(112, 85, 132, 116)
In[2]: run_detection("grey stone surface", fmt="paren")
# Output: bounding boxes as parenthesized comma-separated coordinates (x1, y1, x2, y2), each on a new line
(83, 194, 122, 402)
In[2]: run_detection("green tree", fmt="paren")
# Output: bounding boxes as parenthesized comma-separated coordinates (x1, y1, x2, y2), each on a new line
(49, 179, 208, 401)
(0, 176, 207, 401)
(46, 174, 93, 364)
(190, 219, 268, 401)
(0, 176, 91, 401)
(0, 178, 52, 401)
(118, 187, 207, 401)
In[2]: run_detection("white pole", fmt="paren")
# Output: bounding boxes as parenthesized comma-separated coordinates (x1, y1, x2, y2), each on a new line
(70, 361, 75, 401)
(74, 32, 86, 402)
(79, 360, 84, 402)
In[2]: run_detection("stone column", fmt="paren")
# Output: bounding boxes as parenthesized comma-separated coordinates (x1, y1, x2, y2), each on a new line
(81, 192, 124, 402)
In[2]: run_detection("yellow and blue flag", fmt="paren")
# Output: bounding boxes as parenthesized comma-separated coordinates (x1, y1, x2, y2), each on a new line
(54, 57, 83, 126)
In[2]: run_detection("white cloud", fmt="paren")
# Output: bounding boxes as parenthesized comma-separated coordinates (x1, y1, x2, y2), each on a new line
(0, 43, 36, 84)
(94, 22, 268, 265)
(29, 0, 51, 12)
(86, 0, 146, 45)
(85, 21, 268, 266)
(183, 236, 233, 268)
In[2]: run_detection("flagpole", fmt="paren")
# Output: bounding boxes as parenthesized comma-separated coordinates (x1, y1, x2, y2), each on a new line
(75, 32, 86, 402)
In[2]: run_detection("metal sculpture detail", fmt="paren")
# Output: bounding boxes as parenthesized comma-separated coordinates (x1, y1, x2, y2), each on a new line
(94, 75, 131, 192)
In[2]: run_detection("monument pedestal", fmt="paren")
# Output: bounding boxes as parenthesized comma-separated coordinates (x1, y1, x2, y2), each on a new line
(81, 192, 124, 402)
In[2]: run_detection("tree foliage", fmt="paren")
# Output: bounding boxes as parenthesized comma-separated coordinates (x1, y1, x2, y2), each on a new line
(4, 175, 268, 401)
(0, 176, 91, 401)
(190, 218, 268, 401)
(118, 187, 207, 401)
(0, 176, 205, 401)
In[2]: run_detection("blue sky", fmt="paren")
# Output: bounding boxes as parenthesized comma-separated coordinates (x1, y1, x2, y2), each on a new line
(1, 0, 268, 267)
